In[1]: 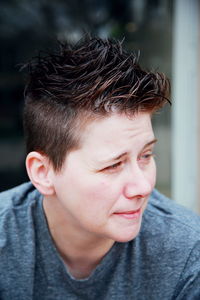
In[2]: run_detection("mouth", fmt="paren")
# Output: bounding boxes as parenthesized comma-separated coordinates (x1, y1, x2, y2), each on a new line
(113, 208, 141, 220)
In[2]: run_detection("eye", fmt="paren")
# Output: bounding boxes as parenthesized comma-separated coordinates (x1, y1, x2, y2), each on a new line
(108, 162, 122, 169)
(141, 153, 153, 159)
(138, 151, 154, 163)
(102, 161, 123, 173)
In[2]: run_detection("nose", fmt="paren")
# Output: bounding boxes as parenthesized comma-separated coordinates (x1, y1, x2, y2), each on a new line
(123, 165, 153, 199)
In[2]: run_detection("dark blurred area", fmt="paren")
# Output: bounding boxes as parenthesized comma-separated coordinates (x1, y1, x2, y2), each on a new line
(0, 0, 172, 192)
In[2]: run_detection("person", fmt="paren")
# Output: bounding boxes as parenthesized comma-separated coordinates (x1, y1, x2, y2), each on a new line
(0, 37, 200, 300)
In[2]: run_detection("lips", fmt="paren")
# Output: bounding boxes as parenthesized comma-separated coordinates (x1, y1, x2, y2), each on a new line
(114, 208, 141, 220)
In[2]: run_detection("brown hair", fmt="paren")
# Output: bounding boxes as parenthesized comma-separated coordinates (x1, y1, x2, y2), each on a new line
(23, 37, 170, 171)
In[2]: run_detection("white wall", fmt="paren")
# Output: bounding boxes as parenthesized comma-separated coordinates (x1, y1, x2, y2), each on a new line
(172, 0, 200, 212)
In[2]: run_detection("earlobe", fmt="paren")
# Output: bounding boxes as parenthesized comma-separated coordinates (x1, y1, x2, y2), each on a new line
(26, 152, 55, 196)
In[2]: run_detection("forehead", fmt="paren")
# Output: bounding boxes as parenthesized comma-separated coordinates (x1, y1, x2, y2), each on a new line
(79, 113, 154, 152)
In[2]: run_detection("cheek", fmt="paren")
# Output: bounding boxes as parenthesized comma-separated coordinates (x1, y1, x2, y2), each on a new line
(82, 179, 121, 222)
(63, 172, 117, 212)
(85, 180, 116, 206)
(77, 180, 118, 224)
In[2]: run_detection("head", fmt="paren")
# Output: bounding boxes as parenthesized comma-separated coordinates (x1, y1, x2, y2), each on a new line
(24, 37, 170, 242)
(23, 37, 169, 172)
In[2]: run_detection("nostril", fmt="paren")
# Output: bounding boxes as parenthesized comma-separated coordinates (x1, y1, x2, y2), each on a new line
(123, 180, 152, 199)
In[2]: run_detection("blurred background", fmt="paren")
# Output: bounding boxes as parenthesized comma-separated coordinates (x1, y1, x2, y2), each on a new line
(0, 0, 199, 212)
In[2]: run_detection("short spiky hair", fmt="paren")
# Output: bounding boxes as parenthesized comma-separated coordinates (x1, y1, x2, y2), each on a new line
(23, 37, 170, 171)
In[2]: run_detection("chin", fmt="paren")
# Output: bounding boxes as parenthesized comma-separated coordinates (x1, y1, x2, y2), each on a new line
(112, 227, 141, 243)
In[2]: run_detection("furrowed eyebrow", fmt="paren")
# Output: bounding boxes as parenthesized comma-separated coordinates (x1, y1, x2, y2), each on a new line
(143, 138, 158, 149)
(100, 152, 127, 165)
(100, 138, 157, 165)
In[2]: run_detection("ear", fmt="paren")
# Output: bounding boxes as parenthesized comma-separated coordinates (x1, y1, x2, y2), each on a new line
(26, 151, 55, 196)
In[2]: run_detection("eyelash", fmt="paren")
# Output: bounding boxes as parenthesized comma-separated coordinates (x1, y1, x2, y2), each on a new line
(108, 161, 123, 170)
(139, 153, 154, 161)
(103, 152, 154, 173)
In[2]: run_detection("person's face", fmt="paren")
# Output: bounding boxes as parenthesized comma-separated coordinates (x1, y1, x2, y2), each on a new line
(51, 112, 156, 242)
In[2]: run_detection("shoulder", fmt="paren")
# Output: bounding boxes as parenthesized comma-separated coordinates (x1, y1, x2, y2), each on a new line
(142, 189, 200, 268)
(134, 190, 200, 297)
(0, 182, 41, 245)
(146, 189, 200, 236)
(0, 182, 39, 211)
(143, 189, 200, 255)
(0, 181, 38, 209)
(144, 189, 200, 273)
(0, 183, 41, 297)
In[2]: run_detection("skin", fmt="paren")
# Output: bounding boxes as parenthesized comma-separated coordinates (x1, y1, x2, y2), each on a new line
(41, 112, 157, 278)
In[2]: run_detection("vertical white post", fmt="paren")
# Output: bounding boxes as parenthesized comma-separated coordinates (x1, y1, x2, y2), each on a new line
(172, 0, 200, 212)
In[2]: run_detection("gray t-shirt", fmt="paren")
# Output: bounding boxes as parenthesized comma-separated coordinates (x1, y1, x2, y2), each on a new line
(0, 182, 200, 300)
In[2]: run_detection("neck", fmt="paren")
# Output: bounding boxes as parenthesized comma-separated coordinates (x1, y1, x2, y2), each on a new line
(43, 196, 115, 279)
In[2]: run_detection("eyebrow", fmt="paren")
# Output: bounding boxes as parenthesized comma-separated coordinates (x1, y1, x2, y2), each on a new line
(144, 138, 158, 148)
(100, 138, 158, 164)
